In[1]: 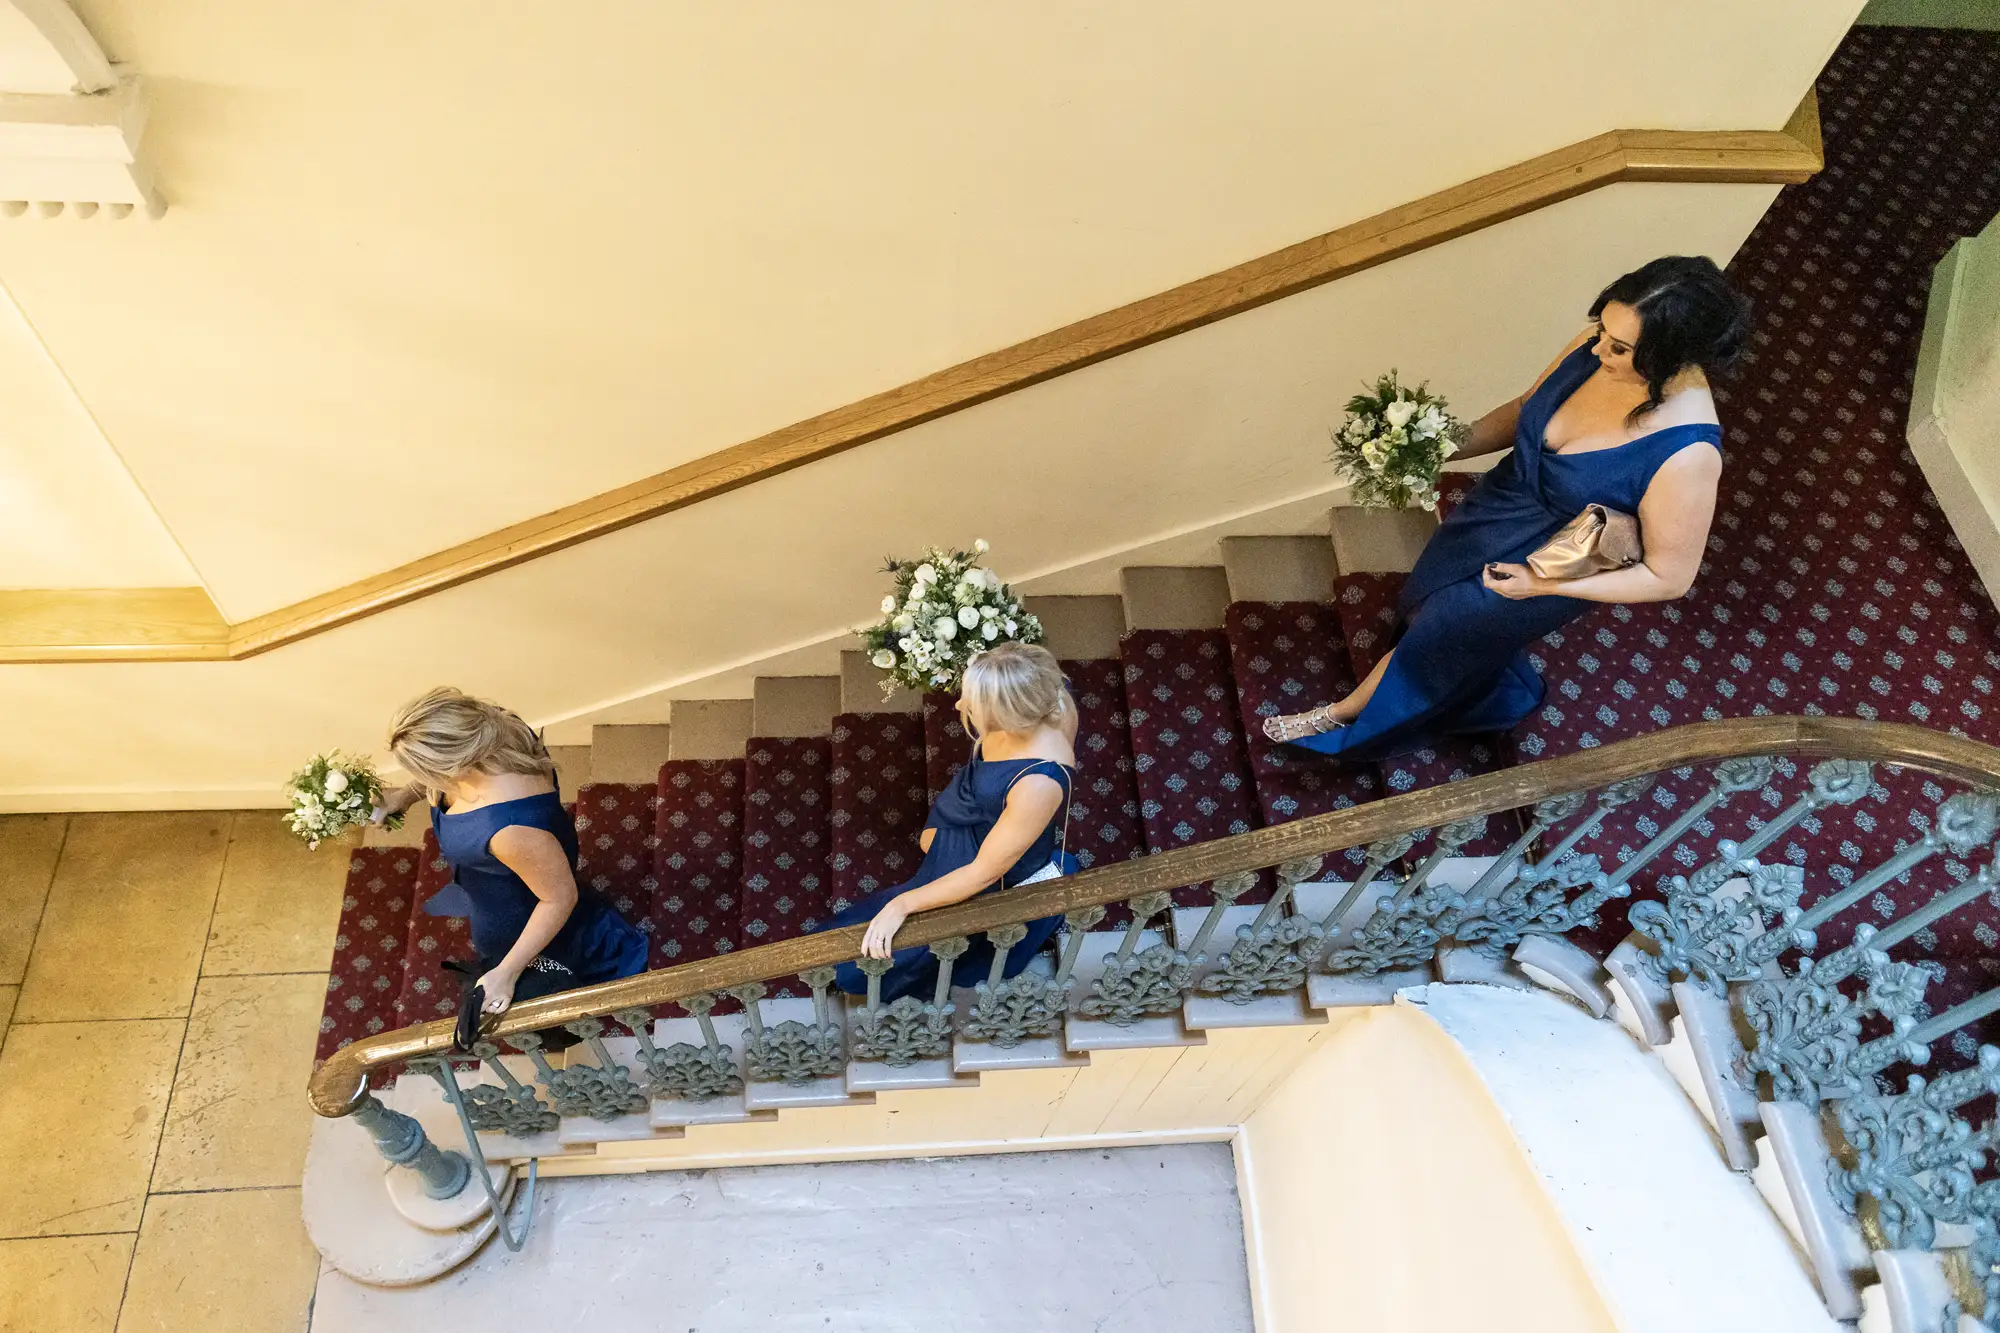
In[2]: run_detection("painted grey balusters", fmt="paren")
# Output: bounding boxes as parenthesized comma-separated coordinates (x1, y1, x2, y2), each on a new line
(501, 1028, 647, 1120)
(851, 939, 967, 1065)
(1831, 1047, 2000, 1252)
(962, 918, 1074, 1047)
(1079, 891, 1196, 1026)
(350, 1089, 471, 1199)
(1197, 860, 1324, 1003)
(732, 970, 847, 1085)
(1322, 819, 1487, 976)
(1307, 831, 1418, 948)
(616, 999, 742, 1102)
(1630, 758, 1874, 994)
(437, 1042, 559, 1136)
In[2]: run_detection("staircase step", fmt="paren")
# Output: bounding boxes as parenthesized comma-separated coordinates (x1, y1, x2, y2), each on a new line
(653, 759, 744, 1010)
(846, 1050, 979, 1096)
(556, 1035, 681, 1147)
(739, 997, 869, 1111)
(828, 713, 928, 911)
(1120, 629, 1268, 907)
(741, 737, 833, 995)
(1294, 879, 1433, 1008)
(318, 846, 424, 1071)
(1061, 658, 1149, 927)
(547, 745, 593, 797)
(588, 724, 674, 784)
(952, 1033, 1090, 1075)
(666, 699, 754, 761)
(1434, 473, 1477, 523)
(391, 832, 468, 1031)
(1756, 1100, 1870, 1322)
(1062, 928, 1207, 1052)
(572, 782, 662, 947)
(1327, 505, 1434, 574)
(839, 649, 922, 715)
(642, 1013, 769, 1129)
(1168, 904, 1328, 1031)
(1222, 601, 1381, 875)
(1120, 566, 1231, 632)
(1220, 536, 1338, 605)
(752, 676, 842, 738)
(1021, 595, 1126, 660)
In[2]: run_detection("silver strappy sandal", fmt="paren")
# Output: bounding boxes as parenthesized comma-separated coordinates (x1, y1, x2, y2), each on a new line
(1262, 705, 1347, 743)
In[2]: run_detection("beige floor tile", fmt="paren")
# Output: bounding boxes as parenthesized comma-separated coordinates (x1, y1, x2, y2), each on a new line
(0, 814, 67, 985)
(0, 985, 16, 1053)
(17, 813, 230, 1023)
(0, 1019, 183, 1239)
(0, 1233, 135, 1333)
(117, 1190, 317, 1333)
(203, 813, 346, 977)
(152, 974, 323, 1192)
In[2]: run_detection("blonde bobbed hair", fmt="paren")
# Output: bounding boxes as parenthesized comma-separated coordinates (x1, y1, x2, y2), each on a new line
(959, 642, 1065, 736)
(388, 687, 553, 792)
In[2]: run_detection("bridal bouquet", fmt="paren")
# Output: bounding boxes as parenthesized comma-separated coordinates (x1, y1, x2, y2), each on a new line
(1329, 371, 1466, 510)
(285, 751, 398, 849)
(860, 540, 1044, 696)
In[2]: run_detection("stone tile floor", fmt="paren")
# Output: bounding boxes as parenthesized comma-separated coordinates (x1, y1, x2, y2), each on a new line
(0, 811, 342, 1333)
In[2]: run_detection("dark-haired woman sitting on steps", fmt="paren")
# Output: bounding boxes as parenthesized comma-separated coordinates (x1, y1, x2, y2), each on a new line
(1265, 254, 1751, 760)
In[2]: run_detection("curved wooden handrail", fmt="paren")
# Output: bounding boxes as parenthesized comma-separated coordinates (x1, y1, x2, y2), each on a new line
(11, 98, 1821, 665)
(307, 713, 2000, 1116)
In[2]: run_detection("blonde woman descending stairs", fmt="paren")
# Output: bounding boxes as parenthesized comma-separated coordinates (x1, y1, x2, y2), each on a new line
(374, 688, 649, 1036)
(1266, 255, 1747, 760)
(814, 642, 1079, 1001)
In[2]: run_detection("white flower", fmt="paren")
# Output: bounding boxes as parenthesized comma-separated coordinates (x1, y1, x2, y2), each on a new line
(973, 538, 989, 554)
(913, 562, 938, 584)
(981, 621, 999, 641)
(899, 635, 916, 651)
(1384, 399, 1417, 429)
(872, 648, 896, 669)
(1003, 619, 1017, 635)
(980, 605, 997, 619)
(1442, 437, 1460, 458)
(880, 594, 897, 614)
(957, 606, 981, 628)
(323, 769, 349, 795)
(934, 617, 959, 641)
(892, 613, 914, 632)
(1361, 439, 1389, 470)
(1415, 404, 1448, 436)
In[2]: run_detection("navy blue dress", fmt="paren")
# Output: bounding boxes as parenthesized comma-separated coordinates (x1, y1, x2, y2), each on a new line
(820, 747, 1075, 1004)
(430, 789, 649, 1003)
(1287, 338, 1722, 762)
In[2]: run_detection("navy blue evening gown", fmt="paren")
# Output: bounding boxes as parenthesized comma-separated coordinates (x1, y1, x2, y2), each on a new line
(819, 745, 1074, 1003)
(1286, 337, 1722, 762)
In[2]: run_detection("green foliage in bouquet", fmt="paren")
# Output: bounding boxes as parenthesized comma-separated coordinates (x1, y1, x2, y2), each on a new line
(1329, 371, 1467, 510)
(285, 750, 399, 850)
(859, 539, 1045, 696)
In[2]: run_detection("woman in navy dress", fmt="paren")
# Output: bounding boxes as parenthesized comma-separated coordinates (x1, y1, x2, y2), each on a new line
(374, 687, 649, 1017)
(819, 642, 1078, 1003)
(1264, 255, 1750, 760)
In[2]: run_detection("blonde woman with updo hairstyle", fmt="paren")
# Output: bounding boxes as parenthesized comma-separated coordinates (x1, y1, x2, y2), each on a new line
(816, 642, 1080, 1002)
(374, 687, 648, 1022)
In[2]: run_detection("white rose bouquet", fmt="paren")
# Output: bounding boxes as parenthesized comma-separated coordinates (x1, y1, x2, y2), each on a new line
(859, 539, 1045, 696)
(1329, 371, 1466, 511)
(284, 751, 398, 849)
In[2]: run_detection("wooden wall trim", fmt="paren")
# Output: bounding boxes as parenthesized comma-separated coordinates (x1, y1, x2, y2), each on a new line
(0, 587, 229, 662)
(9, 98, 1822, 665)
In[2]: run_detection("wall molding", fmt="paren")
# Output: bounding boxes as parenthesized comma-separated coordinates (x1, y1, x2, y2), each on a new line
(2, 96, 1821, 664)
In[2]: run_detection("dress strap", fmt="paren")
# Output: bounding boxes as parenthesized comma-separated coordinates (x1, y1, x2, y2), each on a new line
(1004, 759, 1073, 862)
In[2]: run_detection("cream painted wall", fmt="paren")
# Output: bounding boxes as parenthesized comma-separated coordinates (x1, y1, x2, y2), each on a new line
(1240, 1005, 1617, 1333)
(0, 0, 1854, 616)
(0, 180, 1780, 807)
(0, 281, 196, 588)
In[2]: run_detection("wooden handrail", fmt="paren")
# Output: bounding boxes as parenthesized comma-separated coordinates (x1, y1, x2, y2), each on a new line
(13, 98, 1822, 666)
(306, 713, 2000, 1115)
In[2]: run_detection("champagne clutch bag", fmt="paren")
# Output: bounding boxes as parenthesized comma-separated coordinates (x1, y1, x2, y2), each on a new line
(1526, 504, 1643, 580)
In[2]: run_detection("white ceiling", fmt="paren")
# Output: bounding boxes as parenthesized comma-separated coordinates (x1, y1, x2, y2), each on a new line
(0, 0, 1858, 616)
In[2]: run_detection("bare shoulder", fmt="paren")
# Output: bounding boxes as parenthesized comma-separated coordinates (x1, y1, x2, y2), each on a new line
(1527, 326, 1595, 396)
(489, 822, 566, 860)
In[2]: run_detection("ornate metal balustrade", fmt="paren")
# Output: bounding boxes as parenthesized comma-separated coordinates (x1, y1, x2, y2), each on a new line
(307, 716, 2000, 1323)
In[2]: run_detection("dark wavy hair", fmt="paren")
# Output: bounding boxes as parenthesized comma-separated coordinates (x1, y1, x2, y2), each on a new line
(1589, 255, 1752, 420)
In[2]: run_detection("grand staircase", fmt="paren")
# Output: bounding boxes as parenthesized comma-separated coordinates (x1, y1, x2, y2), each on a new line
(302, 26, 2000, 1332)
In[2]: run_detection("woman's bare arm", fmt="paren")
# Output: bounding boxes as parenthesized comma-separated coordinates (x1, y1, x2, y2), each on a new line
(478, 825, 583, 1011)
(1481, 444, 1721, 605)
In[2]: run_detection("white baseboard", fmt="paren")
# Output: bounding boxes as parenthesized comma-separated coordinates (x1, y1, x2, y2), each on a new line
(0, 786, 288, 813)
